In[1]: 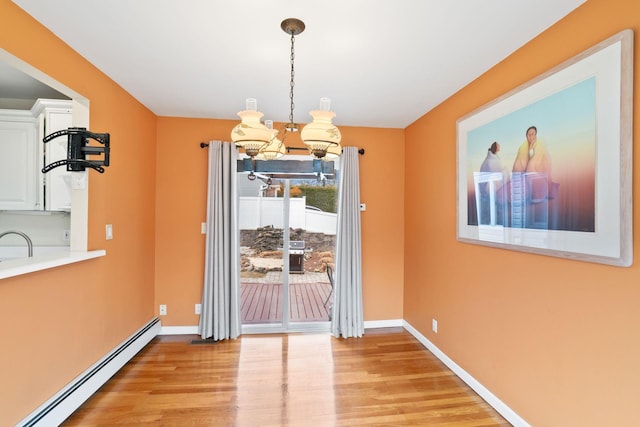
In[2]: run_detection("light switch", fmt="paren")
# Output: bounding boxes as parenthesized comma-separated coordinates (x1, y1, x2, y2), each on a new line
(359, 203, 366, 211)
(105, 224, 113, 240)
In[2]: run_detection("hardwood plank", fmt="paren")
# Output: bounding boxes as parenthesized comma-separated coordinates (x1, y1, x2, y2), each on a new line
(63, 328, 510, 426)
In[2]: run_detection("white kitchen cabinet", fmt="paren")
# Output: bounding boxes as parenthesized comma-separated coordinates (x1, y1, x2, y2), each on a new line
(0, 111, 39, 210)
(33, 99, 73, 211)
(0, 99, 73, 211)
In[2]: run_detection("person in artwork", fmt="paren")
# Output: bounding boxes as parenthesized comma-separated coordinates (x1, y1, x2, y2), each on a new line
(477, 141, 507, 225)
(480, 141, 503, 173)
(511, 125, 558, 229)
(512, 126, 552, 183)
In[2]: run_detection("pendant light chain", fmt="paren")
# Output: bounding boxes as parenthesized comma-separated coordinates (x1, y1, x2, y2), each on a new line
(288, 31, 296, 129)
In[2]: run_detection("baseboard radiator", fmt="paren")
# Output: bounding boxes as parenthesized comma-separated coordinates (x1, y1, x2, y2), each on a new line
(17, 317, 161, 427)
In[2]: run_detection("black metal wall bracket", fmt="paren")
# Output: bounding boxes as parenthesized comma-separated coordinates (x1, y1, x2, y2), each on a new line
(42, 127, 110, 174)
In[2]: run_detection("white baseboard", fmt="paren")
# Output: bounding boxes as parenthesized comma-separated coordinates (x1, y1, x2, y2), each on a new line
(17, 317, 161, 427)
(364, 318, 404, 329)
(160, 325, 199, 335)
(403, 321, 531, 427)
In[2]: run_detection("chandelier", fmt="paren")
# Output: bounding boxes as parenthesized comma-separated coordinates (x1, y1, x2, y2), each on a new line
(231, 18, 342, 160)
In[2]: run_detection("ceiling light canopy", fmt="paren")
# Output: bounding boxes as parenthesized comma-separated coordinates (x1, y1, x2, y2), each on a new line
(231, 18, 342, 160)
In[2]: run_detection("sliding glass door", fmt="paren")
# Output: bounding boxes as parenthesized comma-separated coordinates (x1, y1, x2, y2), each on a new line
(238, 157, 337, 333)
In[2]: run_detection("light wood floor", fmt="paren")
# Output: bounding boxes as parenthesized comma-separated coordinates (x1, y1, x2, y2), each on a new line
(63, 328, 510, 426)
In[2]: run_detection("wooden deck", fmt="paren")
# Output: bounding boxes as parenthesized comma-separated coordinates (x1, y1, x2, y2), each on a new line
(241, 281, 332, 323)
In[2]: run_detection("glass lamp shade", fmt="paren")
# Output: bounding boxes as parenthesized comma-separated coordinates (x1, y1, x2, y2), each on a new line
(323, 142, 342, 160)
(300, 110, 342, 159)
(256, 132, 285, 160)
(230, 110, 271, 157)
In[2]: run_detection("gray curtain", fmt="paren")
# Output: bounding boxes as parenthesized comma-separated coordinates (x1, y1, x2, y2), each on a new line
(198, 141, 241, 340)
(331, 146, 364, 338)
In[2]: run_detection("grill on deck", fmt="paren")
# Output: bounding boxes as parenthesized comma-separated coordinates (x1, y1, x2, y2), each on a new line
(289, 241, 305, 273)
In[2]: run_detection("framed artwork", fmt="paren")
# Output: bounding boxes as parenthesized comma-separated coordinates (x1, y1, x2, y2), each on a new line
(456, 29, 633, 267)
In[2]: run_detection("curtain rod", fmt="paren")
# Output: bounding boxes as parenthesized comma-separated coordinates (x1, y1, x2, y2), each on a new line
(199, 142, 364, 155)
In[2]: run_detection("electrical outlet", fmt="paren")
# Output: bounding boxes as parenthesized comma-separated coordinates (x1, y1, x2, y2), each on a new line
(195, 303, 202, 315)
(159, 304, 167, 316)
(432, 318, 438, 334)
(359, 203, 366, 211)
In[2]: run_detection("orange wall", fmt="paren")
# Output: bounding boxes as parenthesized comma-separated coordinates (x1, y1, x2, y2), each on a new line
(0, 3, 157, 425)
(155, 118, 405, 325)
(404, 0, 640, 425)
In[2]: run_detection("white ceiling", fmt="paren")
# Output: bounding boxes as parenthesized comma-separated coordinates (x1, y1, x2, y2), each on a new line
(11, 0, 585, 128)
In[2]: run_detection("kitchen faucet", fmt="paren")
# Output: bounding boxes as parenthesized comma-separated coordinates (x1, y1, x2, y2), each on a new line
(0, 230, 33, 257)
